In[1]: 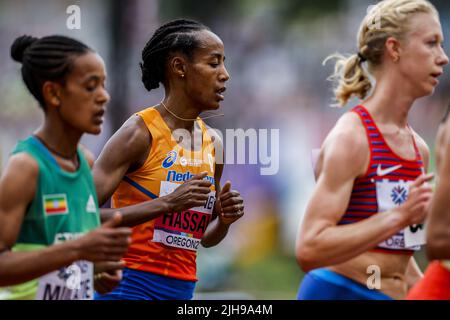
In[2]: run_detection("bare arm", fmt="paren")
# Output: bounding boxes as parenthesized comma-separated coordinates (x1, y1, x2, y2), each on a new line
(93, 115, 171, 226)
(0, 154, 131, 286)
(296, 113, 432, 272)
(201, 136, 244, 248)
(0, 154, 79, 285)
(201, 162, 229, 248)
(94, 115, 215, 227)
(427, 119, 450, 260)
(403, 131, 430, 286)
(93, 115, 151, 206)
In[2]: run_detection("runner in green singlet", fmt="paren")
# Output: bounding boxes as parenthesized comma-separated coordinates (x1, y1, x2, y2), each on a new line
(0, 35, 131, 300)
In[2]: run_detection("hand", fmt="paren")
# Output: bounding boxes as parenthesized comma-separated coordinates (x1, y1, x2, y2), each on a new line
(397, 174, 434, 226)
(94, 261, 125, 294)
(163, 172, 212, 212)
(216, 181, 244, 225)
(74, 212, 132, 262)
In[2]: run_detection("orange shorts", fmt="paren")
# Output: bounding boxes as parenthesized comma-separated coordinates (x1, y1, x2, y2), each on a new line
(407, 261, 450, 300)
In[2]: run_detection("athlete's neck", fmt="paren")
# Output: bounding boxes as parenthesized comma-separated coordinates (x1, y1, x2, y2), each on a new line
(35, 116, 82, 160)
(363, 77, 415, 128)
(157, 96, 202, 131)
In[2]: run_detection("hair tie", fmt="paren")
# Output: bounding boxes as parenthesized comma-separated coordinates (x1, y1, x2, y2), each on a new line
(357, 52, 367, 62)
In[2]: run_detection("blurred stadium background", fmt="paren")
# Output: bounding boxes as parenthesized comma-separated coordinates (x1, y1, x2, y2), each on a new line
(1, 0, 449, 299)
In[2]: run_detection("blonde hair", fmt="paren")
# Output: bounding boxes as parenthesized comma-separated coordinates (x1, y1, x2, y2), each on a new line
(327, 0, 438, 106)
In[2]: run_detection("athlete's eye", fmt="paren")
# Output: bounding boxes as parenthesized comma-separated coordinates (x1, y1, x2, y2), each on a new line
(86, 80, 98, 92)
(427, 39, 439, 47)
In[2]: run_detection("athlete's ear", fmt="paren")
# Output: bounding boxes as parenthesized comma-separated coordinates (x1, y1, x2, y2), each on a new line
(169, 55, 187, 79)
(385, 36, 401, 62)
(42, 81, 62, 108)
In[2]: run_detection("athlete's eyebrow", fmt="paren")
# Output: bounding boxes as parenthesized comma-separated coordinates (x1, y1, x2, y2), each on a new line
(83, 74, 105, 82)
(209, 53, 225, 61)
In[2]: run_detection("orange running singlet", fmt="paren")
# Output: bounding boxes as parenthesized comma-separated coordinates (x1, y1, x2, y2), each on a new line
(112, 107, 216, 281)
(407, 261, 450, 300)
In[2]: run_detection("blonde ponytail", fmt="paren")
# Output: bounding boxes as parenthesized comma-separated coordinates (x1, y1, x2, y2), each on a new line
(325, 53, 372, 107)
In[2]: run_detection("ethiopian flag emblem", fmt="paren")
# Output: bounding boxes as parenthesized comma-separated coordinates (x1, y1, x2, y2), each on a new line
(43, 194, 69, 215)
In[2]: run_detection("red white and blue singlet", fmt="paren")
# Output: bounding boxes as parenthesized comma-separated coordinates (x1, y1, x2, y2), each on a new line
(338, 105, 425, 255)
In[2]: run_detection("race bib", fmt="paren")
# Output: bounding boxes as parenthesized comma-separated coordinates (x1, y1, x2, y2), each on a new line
(404, 223, 426, 247)
(376, 179, 424, 249)
(36, 260, 93, 300)
(153, 181, 215, 251)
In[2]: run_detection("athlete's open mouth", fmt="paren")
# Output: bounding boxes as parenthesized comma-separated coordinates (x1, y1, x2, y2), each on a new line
(93, 109, 105, 124)
(216, 87, 226, 101)
(94, 109, 105, 118)
(431, 71, 443, 79)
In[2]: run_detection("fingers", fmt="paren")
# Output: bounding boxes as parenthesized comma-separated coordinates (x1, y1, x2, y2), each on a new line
(190, 186, 213, 195)
(220, 195, 243, 208)
(221, 203, 244, 215)
(220, 208, 244, 224)
(102, 269, 122, 283)
(221, 211, 244, 220)
(186, 172, 208, 182)
(107, 227, 132, 238)
(102, 212, 123, 228)
(94, 261, 126, 273)
(94, 276, 110, 294)
(183, 176, 212, 189)
(410, 173, 434, 188)
(219, 190, 241, 202)
(220, 181, 231, 196)
(94, 270, 122, 294)
(94, 252, 125, 262)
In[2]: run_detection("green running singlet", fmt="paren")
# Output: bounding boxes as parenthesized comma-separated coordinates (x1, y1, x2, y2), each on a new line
(0, 136, 100, 300)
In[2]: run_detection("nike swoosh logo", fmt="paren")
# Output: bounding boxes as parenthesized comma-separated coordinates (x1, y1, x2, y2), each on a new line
(377, 164, 402, 177)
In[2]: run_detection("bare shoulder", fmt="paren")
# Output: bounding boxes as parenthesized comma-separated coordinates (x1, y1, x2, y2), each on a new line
(0, 152, 39, 200)
(101, 114, 152, 161)
(4, 152, 39, 177)
(118, 114, 152, 151)
(318, 111, 370, 178)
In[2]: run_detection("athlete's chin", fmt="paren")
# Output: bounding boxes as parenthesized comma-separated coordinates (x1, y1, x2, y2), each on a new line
(416, 85, 435, 99)
(423, 87, 435, 97)
(203, 101, 221, 111)
(86, 125, 102, 135)
(213, 97, 224, 109)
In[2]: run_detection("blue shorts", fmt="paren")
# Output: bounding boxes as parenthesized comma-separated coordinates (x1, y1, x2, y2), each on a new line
(297, 268, 394, 300)
(95, 267, 196, 300)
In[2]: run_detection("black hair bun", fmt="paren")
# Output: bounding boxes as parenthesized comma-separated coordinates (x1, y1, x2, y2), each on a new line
(11, 35, 39, 63)
(140, 62, 161, 91)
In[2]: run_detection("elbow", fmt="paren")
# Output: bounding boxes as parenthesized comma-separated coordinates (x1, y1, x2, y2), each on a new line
(295, 241, 321, 273)
(201, 242, 212, 248)
(200, 239, 215, 248)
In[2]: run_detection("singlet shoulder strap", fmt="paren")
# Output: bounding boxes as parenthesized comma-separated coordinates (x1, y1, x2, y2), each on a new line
(135, 107, 166, 142)
(406, 124, 422, 160)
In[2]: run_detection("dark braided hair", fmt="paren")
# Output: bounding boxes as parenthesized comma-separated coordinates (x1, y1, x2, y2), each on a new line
(11, 35, 92, 109)
(140, 19, 209, 91)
